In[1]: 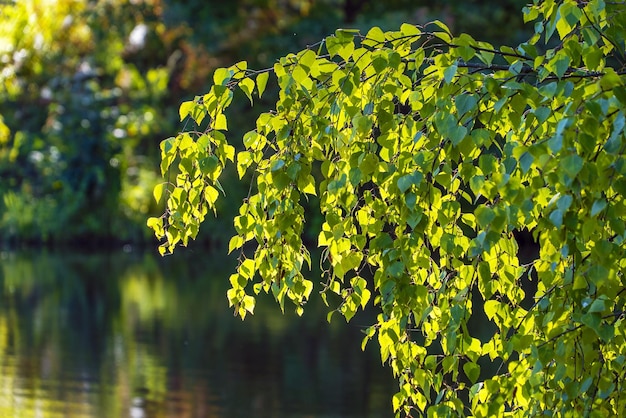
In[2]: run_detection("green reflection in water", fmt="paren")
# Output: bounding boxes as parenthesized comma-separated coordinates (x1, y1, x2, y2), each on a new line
(0, 249, 395, 417)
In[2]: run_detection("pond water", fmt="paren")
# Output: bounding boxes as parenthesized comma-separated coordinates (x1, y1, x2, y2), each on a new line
(0, 249, 396, 417)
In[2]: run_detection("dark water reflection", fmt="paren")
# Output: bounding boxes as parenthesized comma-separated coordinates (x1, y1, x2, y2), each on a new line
(0, 249, 395, 417)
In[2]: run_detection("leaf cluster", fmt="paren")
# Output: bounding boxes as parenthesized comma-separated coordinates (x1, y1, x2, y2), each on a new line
(150, 0, 626, 415)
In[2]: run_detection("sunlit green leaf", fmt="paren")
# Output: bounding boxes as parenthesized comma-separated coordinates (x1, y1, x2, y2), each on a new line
(153, 183, 167, 203)
(239, 77, 255, 105)
(463, 362, 481, 384)
(179, 100, 195, 121)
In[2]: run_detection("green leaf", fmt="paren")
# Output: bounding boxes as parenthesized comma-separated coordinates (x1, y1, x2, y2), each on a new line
(429, 20, 452, 43)
(271, 159, 285, 172)
(605, 112, 624, 154)
(590, 199, 607, 217)
(198, 155, 219, 175)
(214, 113, 228, 130)
(582, 312, 601, 332)
(362, 26, 385, 47)
(484, 300, 499, 321)
(292, 65, 308, 84)
(534, 106, 551, 123)
(335, 28, 359, 39)
(560, 154, 583, 178)
(469, 175, 484, 197)
(299, 49, 317, 69)
(614, 87, 626, 105)
(549, 209, 563, 228)
(477, 42, 495, 65)
(243, 295, 256, 315)
(556, 3, 578, 40)
(392, 392, 403, 412)
(179, 100, 195, 121)
(583, 45, 604, 70)
(455, 94, 478, 116)
(587, 298, 606, 313)
(463, 362, 481, 384)
(450, 125, 467, 145)
(239, 258, 255, 279)
(400, 23, 420, 37)
(326, 33, 354, 60)
(243, 131, 260, 149)
(147, 217, 163, 235)
(556, 194, 573, 212)
(600, 68, 623, 90)
(256, 72, 269, 98)
(443, 64, 458, 84)
(519, 151, 534, 173)
(553, 54, 570, 78)
(237, 151, 253, 178)
(153, 183, 167, 203)
(475, 205, 495, 228)
(398, 175, 413, 193)
(228, 235, 244, 254)
(454, 33, 477, 61)
(204, 185, 219, 206)
(239, 77, 255, 105)
(397, 172, 423, 193)
(213, 67, 233, 85)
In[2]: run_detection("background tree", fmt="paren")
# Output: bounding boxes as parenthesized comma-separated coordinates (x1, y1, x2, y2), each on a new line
(0, 0, 194, 243)
(151, 0, 626, 415)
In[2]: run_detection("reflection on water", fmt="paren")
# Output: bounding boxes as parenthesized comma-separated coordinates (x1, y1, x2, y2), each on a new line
(0, 249, 395, 417)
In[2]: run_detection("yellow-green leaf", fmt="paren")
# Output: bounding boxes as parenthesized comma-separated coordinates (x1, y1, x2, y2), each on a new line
(256, 72, 269, 98)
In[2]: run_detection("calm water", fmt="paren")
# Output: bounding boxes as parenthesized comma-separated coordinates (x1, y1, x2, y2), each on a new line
(0, 249, 396, 417)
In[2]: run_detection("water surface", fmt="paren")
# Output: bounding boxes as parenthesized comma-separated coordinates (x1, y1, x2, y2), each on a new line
(0, 249, 395, 417)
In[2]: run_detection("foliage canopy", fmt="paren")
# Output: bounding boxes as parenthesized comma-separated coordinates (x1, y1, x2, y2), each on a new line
(150, 0, 626, 415)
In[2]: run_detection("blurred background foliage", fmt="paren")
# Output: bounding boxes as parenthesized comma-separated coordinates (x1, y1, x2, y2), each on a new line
(0, 0, 528, 248)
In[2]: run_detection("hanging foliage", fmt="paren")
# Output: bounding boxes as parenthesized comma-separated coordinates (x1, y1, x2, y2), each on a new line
(150, 0, 626, 415)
